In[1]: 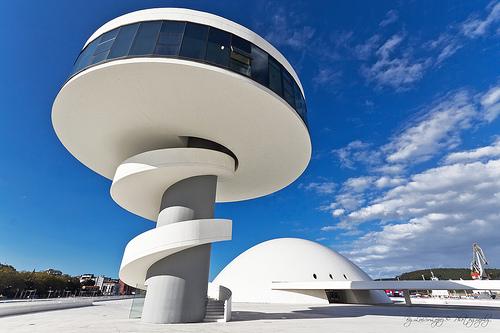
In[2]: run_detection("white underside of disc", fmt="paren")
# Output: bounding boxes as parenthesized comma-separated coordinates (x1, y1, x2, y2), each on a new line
(52, 59, 311, 203)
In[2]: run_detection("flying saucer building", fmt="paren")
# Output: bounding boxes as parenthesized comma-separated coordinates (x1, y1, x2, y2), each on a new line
(52, 8, 311, 324)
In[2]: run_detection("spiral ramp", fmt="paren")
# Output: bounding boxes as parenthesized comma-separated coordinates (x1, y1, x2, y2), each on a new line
(113, 147, 235, 323)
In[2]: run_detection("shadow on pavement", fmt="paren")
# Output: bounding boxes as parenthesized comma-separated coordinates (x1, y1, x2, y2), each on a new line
(231, 304, 500, 322)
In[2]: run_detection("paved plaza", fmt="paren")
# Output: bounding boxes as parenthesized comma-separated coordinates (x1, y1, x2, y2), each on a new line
(1, 298, 499, 333)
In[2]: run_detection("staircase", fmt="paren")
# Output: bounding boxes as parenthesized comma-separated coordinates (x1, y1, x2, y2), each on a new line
(204, 283, 232, 322)
(203, 298, 225, 322)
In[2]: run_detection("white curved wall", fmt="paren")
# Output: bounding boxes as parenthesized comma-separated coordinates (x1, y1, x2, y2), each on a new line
(213, 238, 390, 304)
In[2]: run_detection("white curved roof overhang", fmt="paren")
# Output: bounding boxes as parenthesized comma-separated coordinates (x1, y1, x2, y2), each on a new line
(52, 58, 311, 203)
(83, 8, 305, 97)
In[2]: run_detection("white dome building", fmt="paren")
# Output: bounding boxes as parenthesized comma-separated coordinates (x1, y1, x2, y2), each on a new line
(213, 238, 391, 304)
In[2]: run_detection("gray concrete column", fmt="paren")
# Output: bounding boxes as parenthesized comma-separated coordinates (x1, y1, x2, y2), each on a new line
(141, 175, 217, 324)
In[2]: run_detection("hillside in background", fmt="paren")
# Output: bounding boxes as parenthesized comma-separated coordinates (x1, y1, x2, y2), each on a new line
(399, 268, 500, 280)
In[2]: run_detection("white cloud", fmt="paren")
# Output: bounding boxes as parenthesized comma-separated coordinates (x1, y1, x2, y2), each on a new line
(379, 10, 399, 27)
(343, 156, 500, 276)
(333, 87, 496, 173)
(374, 176, 406, 188)
(426, 33, 463, 64)
(301, 182, 336, 194)
(353, 35, 381, 60)
(376, 34, 404, 58)
(332, 140, 379, 170)
(462, 2, 500, 38)
(480, 85, 500, 122)
(264, 9, 315, 49)
(444, 138, 500, 164)
(372, 164, 405, 175)
(330, 192, 366, 212)
(312, 68, 342, 86)
(332, 208, 345, 217)
(343, 176, 375, 192)
(361, 34, 430, 90)
(322, 83, 500, 276)
(383, 91, 476, 164)
(348, 159, 500, 222)
(354, 2, 498, 91)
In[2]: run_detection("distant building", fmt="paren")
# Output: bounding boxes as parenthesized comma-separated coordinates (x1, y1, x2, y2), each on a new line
(102, 279, 120, 296)
(44, 268, 62, 276)
(95, 275, 120, 295)
(79, 274, 95, 284)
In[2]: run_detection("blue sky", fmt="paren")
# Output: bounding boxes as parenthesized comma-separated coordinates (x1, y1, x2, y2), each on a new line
(0, 0, 499, 279)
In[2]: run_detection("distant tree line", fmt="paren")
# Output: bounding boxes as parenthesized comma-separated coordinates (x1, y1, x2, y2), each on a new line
(0, 263, 81, 299)
(399, 268, 500, 280)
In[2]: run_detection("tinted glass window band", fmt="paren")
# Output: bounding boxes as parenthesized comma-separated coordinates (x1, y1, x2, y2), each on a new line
(69, 20, 307, 127)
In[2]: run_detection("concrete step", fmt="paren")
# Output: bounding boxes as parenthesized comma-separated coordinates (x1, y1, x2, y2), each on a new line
(205, 297, 225, 322)
(204, 315, 224, 320)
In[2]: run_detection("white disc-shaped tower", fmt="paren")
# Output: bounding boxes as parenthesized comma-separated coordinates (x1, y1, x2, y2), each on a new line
(52, 8, 311, 323)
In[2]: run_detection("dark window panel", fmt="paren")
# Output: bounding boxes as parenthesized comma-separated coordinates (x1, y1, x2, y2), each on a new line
(179, 23, 208, 60)
(268, 57, 282, 97)
(230, 58, 251, 76)
(250, 45, 268, 86)
(155, 21, 185, 56)
(68, 20, 308, 128)
(72, 39, 100, 74)
(90, 50, 110, 65)
(94, 38, 115, 55)
(282, 69, 295, 109)
(293, 82, 307, 120)
(205, 27, 231, 66)
(108, 23, 139, 59)
(231, 35, 251, 55)
(229, 35, 251, 76)
(99, 29, 119, 43)
(129, 21, 162, 56)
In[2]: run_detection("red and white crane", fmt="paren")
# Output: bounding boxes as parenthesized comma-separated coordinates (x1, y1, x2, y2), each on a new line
(470, 243, 489, 280)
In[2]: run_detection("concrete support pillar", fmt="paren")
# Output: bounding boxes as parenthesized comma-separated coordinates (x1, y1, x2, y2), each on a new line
(403, 290, 412, 306)
(141, 175, 217, 323)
